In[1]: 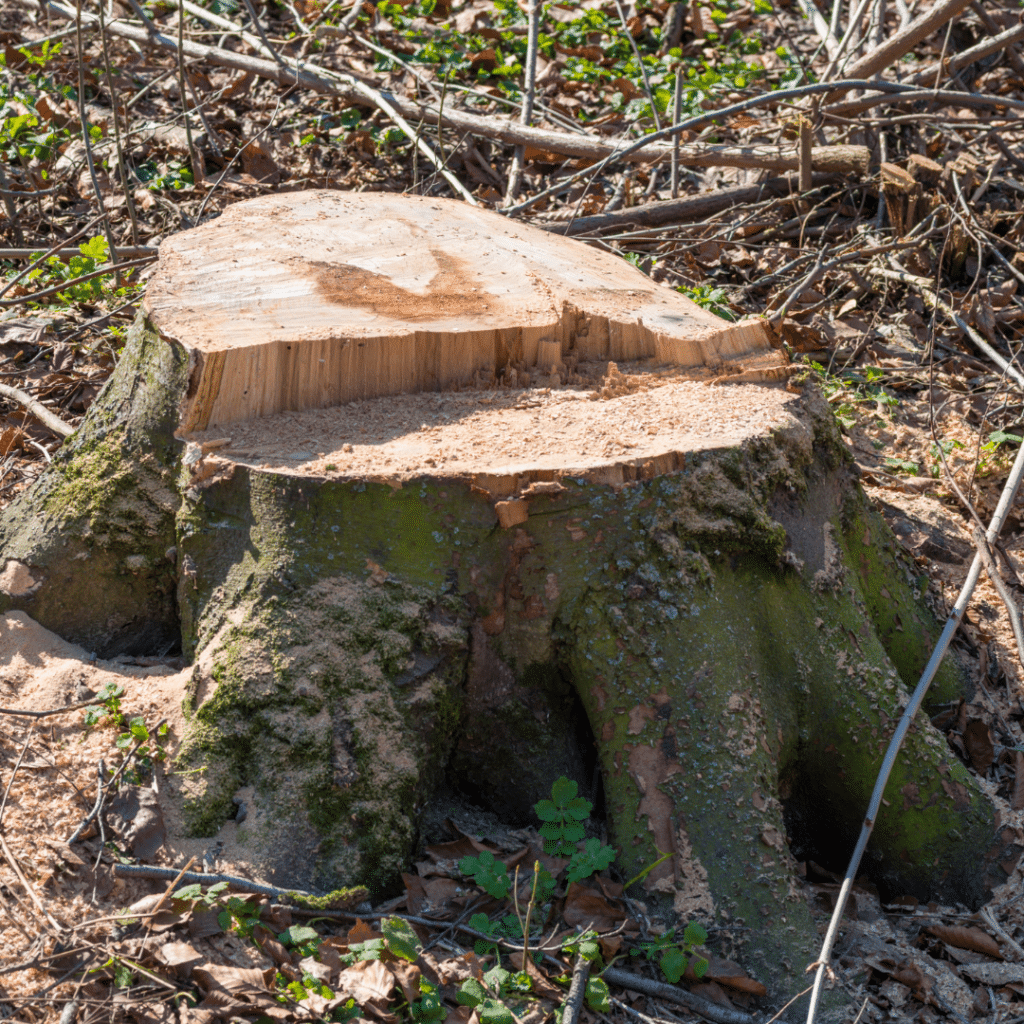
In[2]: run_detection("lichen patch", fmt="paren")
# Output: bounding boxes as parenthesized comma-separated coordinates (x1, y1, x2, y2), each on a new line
(672, 823, 715, 919)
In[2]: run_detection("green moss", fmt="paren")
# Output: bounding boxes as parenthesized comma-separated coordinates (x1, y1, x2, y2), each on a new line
(0, 313, 186, 653)
(282, 886, 370, 910)
(842, 502, 965, 706)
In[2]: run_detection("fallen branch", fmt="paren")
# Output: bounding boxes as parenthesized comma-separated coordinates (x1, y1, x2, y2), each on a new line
(0, 246, 157, 260)
(0, 382, 75, 438)
(563, 956, 591, 1024)
(0, 697, 107, 718)
(913, 21, 1024, 80)
(602, 967, 753, 1024)
(547, 173, 840, 234)
(825, 86, 1024, 118)
(834, 0, 974, 87)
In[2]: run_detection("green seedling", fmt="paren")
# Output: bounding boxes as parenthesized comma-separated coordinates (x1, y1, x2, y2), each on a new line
(217, 895, 262, 939)
(561, 930, 601, 962)
(534, 776, 591, 857)
(174, 880, 229, 906)
(84, 682, 125, 729)
(408, 978, 446, 1022)
(585, 976, 611, 1012)
(457, 964, 523, 1024)
(632, 922, 709, 984)
(116, 715, 169, 783)
(534, 777, 615, 880)
(566, 837, 616, 883)
(458, 850, 511, 899)
(884, 456, 920, 476)
(677, 284, 737, 322)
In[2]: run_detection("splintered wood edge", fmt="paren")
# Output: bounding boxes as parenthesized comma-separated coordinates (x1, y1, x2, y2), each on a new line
(171, 314, 778, 435)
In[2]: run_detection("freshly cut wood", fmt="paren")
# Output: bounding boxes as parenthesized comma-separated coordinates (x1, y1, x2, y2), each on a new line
(144, 191, 779, 431)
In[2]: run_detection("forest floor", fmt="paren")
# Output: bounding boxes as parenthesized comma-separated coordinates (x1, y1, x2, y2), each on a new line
(5, 0, 1024, 1020)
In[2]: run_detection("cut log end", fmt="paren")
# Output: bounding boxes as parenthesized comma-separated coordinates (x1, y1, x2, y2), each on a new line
(143, 191, 782, 432)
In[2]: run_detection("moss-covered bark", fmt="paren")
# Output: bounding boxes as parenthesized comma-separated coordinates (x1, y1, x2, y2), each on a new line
(1, 315, 1008, 1011)
(164, 380, 1000, 1007)
(0, 314, 184, 656)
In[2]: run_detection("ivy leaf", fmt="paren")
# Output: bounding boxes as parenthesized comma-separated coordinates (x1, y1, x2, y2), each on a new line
(659, 947, 688, 984)
(383, 916, 422, 962)
(458, 978, 488, 1007)
(585, 977, 610, 1013)
(683, 921, 708, 946)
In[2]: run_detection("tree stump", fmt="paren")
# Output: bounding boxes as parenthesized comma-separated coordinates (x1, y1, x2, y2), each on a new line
(0, 192, 1012, 1009)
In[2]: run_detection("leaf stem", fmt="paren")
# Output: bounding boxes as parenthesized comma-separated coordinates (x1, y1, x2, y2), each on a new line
(622, 850, 673, 891)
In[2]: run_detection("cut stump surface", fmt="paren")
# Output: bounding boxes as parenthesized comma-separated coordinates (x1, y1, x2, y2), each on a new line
(143, 190, 782, 431)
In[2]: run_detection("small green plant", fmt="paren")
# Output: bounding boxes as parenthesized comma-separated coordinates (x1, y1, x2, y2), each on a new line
(631, 922, 710, 983)
(534, 776, 592, 857)
(561, 930, 601, 961)
(884, 456, 920, 476)
(83, 682, 126, 729)
(22, 235, 116, 304)
(565, 838, 616, 883)
(928, 438, 965, 477)
(408, 978, 446, 1022)
(982, 429, 1023, 454)
(676, 284, 736, 322)
(216, 894, 262, 939)
(457, 969, 520, 1024)
(174, 879, 230, 906)
(116, 716, 169, 783)
(135, 159, 194, 191)
(534, 777, 616, 883)
(458, 850, 511, 899)
(585, 976, 611, 1013)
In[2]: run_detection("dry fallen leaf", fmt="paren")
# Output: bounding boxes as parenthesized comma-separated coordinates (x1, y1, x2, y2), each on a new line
(926, 924, 1002, 959)
(963, 719, 994, 774)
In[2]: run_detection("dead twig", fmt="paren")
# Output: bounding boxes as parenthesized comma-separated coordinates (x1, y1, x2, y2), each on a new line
(0, 831, 64, 932)
(73, 0, 119, 278)
(0, 728, 34, 829)
(503, 0, 541, 205)
(602, 968, 752, 1024)
(0, 382, 75, 438)
(563, 956, 592, 1024)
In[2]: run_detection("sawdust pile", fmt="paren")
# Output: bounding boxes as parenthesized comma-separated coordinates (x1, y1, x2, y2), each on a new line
(190, 364, 800, 480)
